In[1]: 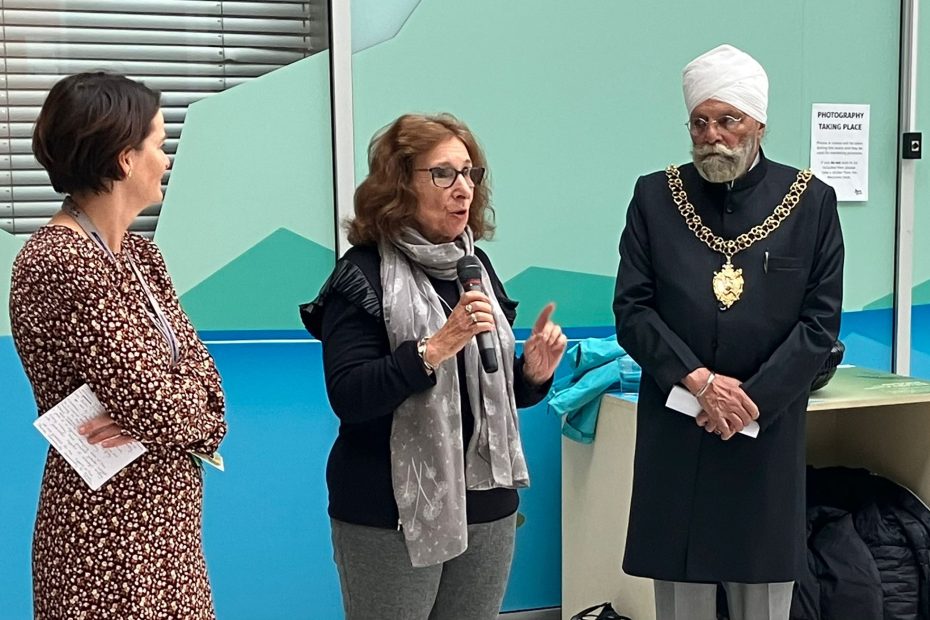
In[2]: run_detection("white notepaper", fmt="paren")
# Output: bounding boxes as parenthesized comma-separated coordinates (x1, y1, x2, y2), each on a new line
(666, 385, 759, 438)
(34, 384, 147, 490)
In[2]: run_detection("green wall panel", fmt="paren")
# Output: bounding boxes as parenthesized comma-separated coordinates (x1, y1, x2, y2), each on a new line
(911, 2, 930, 379)
(179, 228, 334, 332)
(800, 2, 901, 311)
(916, 4, 930, 291)
(352, 0, 421, 51)
(352, 0, 900, 328)
(505, 267, 615, 330)
(156, 54, 335, 331)
(0, 232, 25, 336)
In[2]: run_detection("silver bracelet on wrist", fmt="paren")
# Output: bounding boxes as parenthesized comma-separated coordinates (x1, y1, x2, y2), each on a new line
(695, 371, 716, 398)
(417, 336, 436, 375)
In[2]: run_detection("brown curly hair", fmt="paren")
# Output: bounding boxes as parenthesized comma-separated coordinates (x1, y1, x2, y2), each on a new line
(347, 113, 495, 245)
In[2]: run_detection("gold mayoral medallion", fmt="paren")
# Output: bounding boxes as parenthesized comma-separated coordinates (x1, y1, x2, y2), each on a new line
(665, 165, 812, 309)
(712, 259, 744, 308)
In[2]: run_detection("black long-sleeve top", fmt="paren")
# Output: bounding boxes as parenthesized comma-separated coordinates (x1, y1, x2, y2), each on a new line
(307, 243, 550, 529)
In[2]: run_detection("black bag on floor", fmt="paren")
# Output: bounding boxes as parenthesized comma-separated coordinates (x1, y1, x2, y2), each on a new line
(571, 601, 632, 620)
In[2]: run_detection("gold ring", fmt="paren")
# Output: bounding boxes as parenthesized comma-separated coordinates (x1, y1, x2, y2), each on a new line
(465, 303, 473, 314)
(471, 314, 478, 324)
(714, 429, 722, 435)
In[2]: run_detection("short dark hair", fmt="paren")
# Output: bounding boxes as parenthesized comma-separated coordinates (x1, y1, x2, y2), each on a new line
(347, 113, 495, 245)
(32, 72, 161, 195)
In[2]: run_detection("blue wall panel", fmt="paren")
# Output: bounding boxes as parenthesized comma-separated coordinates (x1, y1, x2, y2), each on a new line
(1, 336, 562, 617)
(0, 307, 901, 615)
(1, 336, 44, 620)
(202, 341, 342, 618)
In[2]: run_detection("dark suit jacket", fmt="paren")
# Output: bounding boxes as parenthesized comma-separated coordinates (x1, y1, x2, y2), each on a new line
(614, 153, 844, 582)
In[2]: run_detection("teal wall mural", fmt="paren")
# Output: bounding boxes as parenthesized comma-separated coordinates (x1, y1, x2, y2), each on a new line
(352, 0, 900, 330)
(180, 228, 333, 332)
(506, 268, 615, 331)
(911, 3, 930, 380)
(347, 0, 904, 612)
(2, 40, 343, 618)
(154, 53, 336, 332)
(0, 0, 910, 340)
(916, 3, 930, 292)
(2, 0, 927, 617)
(0, 232, 24, 335)
(351, 0, 421, 51)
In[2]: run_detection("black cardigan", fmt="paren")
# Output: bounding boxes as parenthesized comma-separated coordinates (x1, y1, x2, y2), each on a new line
(301, 244, 550, 528)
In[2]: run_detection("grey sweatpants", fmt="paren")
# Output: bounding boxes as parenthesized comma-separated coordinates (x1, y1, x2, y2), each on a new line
(331, 513, 517, 620)
(654, 580, 794, 620)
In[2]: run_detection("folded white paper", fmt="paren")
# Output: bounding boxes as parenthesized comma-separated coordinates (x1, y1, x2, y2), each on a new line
(666, 385, 759, 438)
(34, 384, 147, 490)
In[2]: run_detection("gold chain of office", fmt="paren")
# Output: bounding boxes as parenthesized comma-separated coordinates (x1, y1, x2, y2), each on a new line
(664, 165, 812, 308)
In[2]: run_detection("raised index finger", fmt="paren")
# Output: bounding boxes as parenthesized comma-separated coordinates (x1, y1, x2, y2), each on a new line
(533, 302, 556, 334)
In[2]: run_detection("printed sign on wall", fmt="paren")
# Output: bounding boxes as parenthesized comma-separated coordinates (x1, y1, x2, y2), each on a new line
(810, 103, 870, 201)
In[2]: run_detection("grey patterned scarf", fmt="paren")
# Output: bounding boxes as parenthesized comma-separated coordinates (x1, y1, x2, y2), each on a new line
(380, 226, 529, 567)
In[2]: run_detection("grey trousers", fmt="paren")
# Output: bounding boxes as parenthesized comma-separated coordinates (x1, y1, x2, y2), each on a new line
(654, 580, 794, 620)
(331, 513, 517, 620)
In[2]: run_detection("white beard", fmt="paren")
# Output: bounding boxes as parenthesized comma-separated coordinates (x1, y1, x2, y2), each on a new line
(692, 135, 757, 183)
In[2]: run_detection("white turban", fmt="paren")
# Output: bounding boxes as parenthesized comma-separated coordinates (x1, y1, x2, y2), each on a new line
(682, 44, 768, 124)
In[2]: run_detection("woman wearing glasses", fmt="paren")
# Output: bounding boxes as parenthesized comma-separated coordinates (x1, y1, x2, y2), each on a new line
(301, 113, 566, 619)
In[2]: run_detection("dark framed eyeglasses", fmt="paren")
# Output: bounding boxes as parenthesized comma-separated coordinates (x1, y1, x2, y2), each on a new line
(686, 114, 744, 136)
(415, 166, 486, 189)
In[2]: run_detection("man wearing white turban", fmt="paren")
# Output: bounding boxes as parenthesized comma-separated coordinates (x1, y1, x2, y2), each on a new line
(613, 44, 844, 620)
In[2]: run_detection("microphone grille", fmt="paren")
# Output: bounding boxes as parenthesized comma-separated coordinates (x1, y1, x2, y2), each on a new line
(456, 255, 483, 282)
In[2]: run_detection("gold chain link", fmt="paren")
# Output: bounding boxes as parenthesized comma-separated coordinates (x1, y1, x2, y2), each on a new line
(665, 165, 813, 260)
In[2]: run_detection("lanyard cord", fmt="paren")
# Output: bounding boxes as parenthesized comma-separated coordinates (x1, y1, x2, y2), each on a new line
(64, 198, 180, 366)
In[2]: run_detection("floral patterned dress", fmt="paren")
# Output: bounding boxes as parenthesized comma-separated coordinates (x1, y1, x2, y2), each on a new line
(10, 226, 227, 620)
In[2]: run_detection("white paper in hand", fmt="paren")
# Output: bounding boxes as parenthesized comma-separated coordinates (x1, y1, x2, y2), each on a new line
(666, 385, 759, 438)
(33, 384, 146, 490)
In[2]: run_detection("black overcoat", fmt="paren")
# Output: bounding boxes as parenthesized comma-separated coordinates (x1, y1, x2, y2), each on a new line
(613, 153, 844, 582)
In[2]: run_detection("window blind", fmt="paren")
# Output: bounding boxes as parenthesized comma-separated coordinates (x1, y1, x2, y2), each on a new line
(0, 0, 328, 237)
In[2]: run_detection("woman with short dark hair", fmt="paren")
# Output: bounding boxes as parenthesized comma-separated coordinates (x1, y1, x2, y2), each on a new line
(10, 72, 226, 619)
(301, 113, 567, 619)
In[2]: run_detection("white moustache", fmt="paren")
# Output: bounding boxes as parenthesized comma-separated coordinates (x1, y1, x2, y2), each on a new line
(694, 143, 739, 160)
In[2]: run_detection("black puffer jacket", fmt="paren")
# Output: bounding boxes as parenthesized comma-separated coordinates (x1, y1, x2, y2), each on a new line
(790, 466, 930, 620)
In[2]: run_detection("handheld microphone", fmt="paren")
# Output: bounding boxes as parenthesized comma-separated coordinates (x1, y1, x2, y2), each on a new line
(456, 255, 499, 373)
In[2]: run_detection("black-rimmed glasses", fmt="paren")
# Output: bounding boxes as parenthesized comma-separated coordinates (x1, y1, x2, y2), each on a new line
(415, 166, 486, 189)
(686, 114, 744, 137)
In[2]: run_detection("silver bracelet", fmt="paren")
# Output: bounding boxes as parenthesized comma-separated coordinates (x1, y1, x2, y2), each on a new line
(695, 371, 716, 398)
(417, 336, 436, 375)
